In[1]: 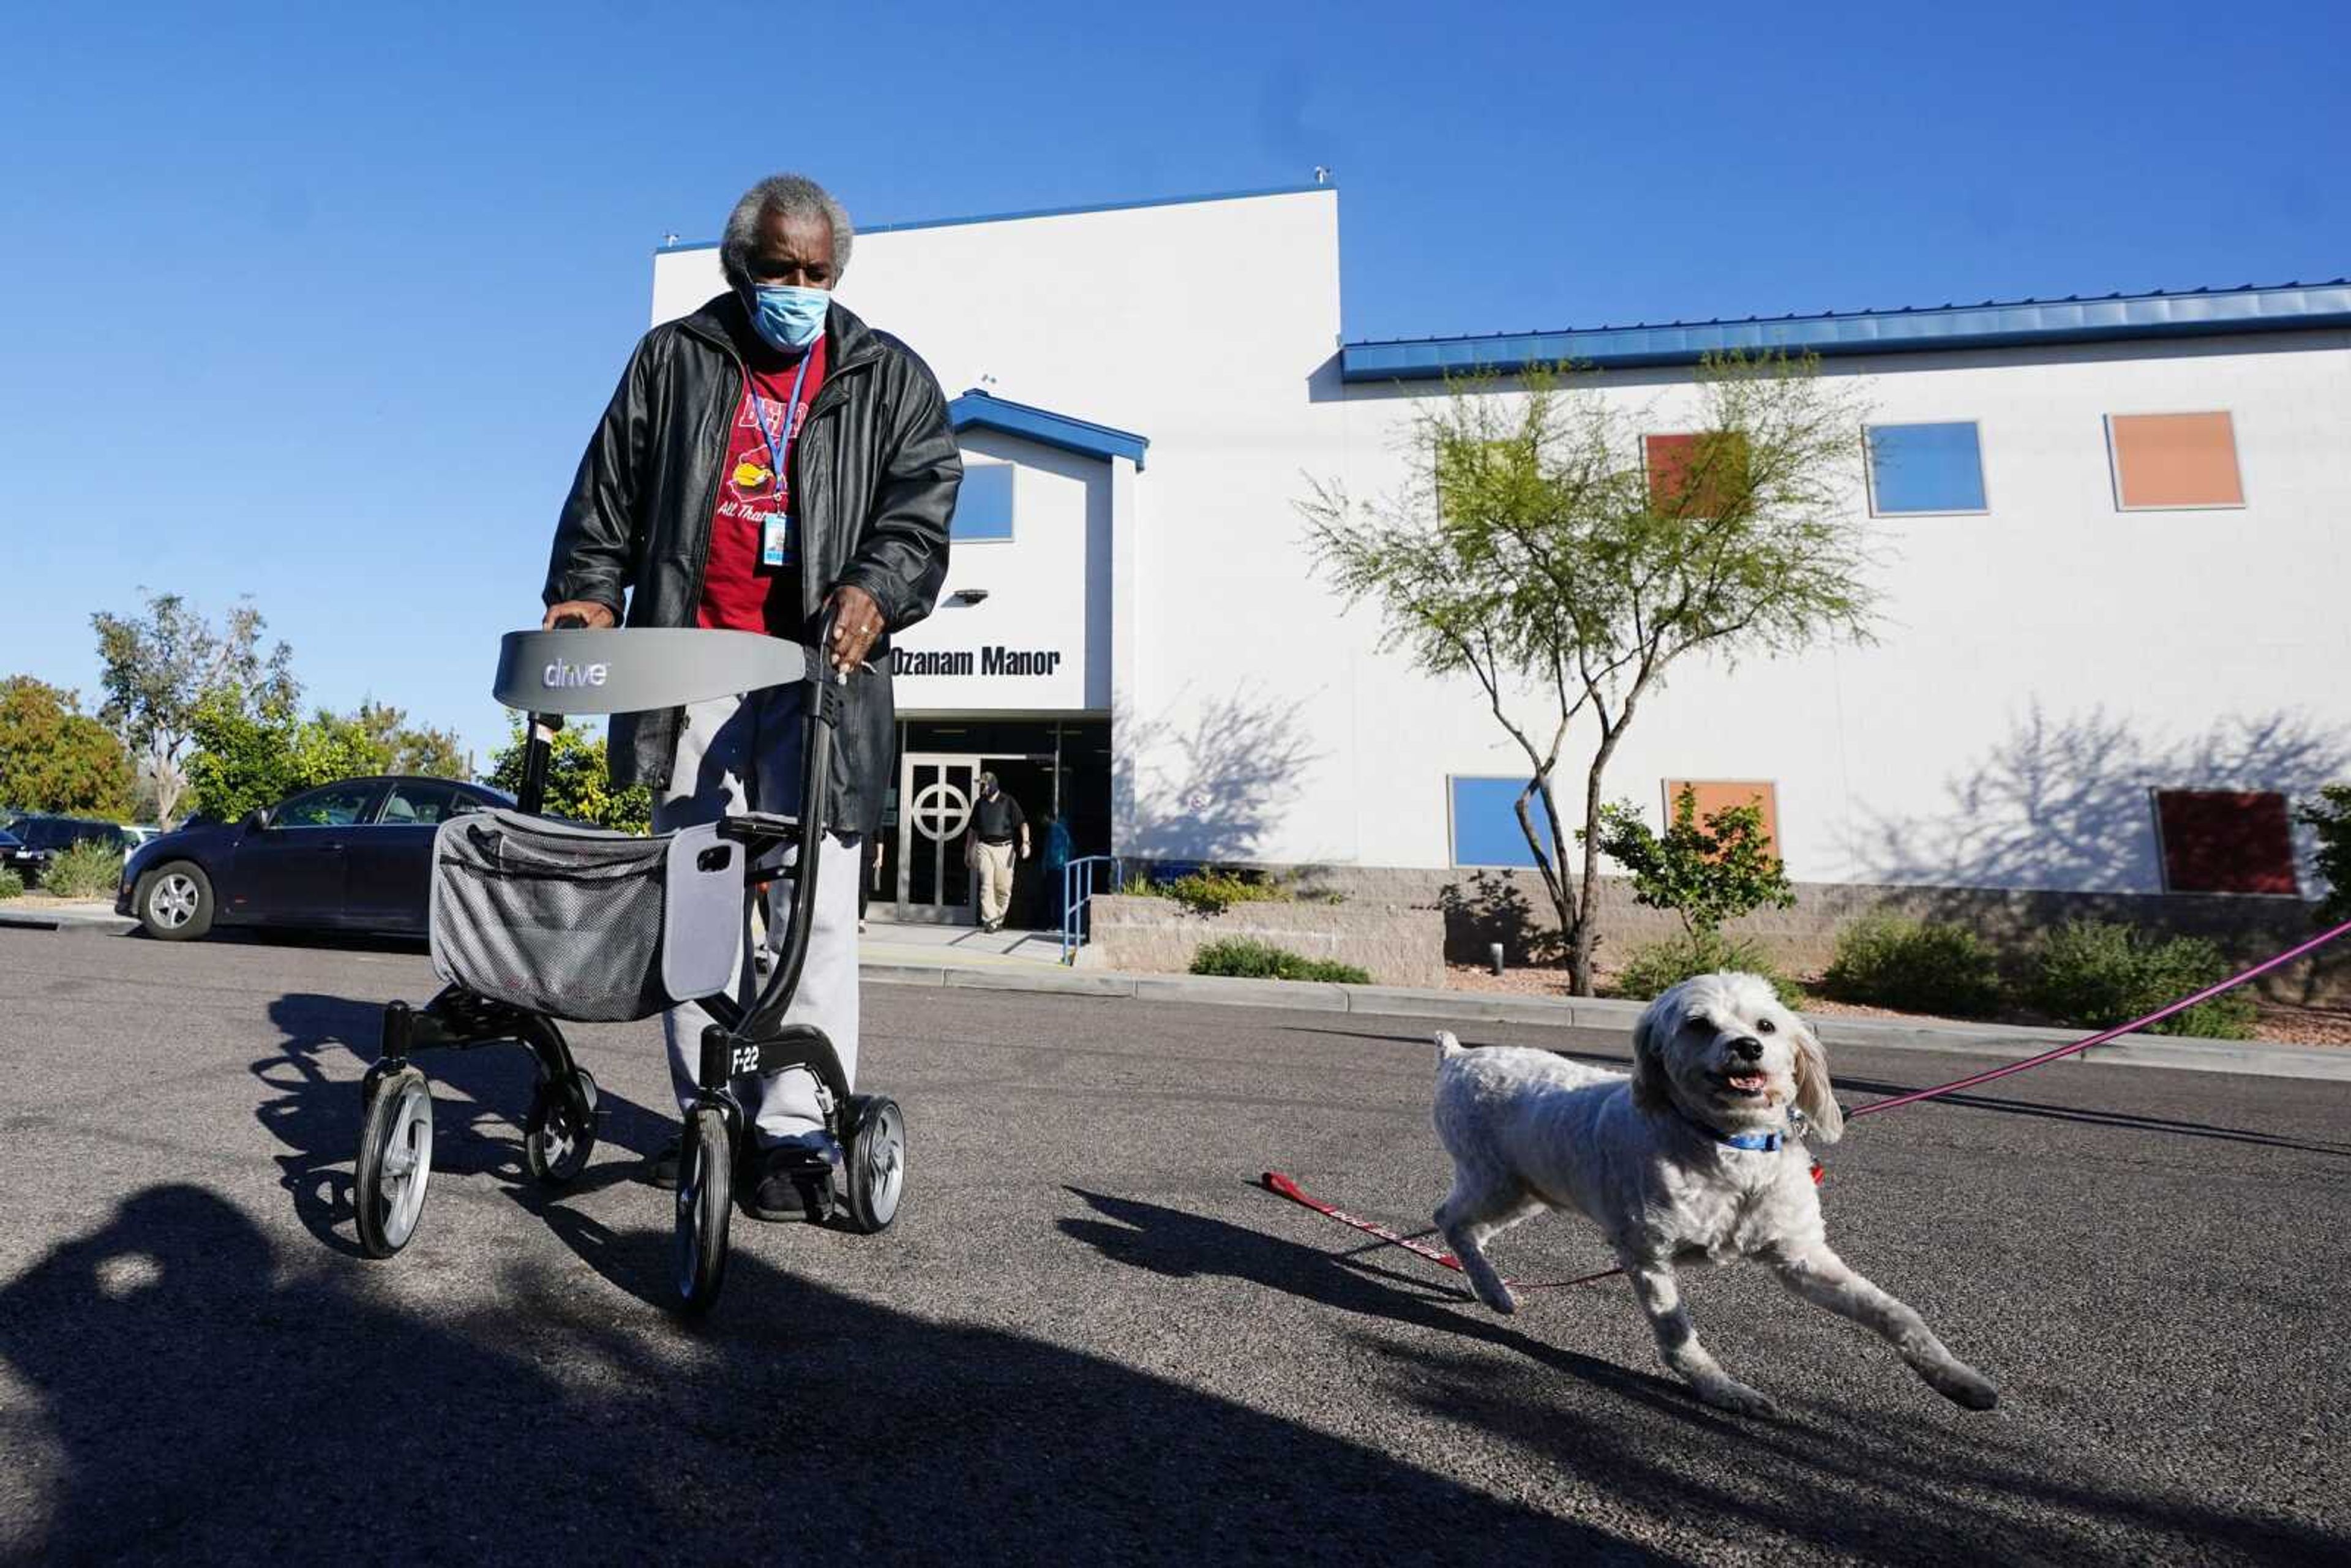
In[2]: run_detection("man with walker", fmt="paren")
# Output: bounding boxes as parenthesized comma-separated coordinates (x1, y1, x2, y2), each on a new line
(541, 172, 959, 1221)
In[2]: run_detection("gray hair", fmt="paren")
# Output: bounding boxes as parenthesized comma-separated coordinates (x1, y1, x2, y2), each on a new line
(719, 173, 853, 290)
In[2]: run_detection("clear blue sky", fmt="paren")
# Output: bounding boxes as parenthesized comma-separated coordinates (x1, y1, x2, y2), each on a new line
(2, 0, 2344, 777)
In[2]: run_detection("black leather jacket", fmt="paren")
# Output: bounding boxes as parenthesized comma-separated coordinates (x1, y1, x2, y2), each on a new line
(543, 292, 960, 838)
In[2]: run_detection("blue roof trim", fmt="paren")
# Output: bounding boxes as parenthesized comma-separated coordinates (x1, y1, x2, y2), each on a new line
(1341, 281, 2351, 381)
(948, 390, 1150, 471)
(659, 182, 1329, 254)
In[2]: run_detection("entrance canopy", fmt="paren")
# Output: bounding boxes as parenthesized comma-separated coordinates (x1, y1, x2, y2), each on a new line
(888, 391, 1147, 718)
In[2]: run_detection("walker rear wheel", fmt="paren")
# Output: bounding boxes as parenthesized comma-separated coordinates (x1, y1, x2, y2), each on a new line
(673, 1106, 733, 1313)
(356, 1070, 435, 1258)
(525, 1068, 599, 1186)
(841, 1095, 906, 1235)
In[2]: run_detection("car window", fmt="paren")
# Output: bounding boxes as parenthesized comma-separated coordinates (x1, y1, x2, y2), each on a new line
(274, 781, 384, 828)
(378, 782, 461, 826)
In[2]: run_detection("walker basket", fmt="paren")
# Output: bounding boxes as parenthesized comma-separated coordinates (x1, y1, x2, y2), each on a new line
(428, 808, 744, 1023)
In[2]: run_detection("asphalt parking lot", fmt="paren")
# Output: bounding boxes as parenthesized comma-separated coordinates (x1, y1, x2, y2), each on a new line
(1, 928, 2345, 1565)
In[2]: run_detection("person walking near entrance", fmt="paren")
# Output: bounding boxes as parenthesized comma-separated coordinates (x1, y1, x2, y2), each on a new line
(968, 771, 1029, 932)
(539, 171, 959, 1219)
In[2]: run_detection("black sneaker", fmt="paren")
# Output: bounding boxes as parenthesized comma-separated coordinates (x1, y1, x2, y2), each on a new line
(748, 1147, 836, 1223)
(644, 1136, 681, 1190)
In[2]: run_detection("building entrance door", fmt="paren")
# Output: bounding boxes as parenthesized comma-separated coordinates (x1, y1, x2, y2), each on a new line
(896, 754, 980, 923)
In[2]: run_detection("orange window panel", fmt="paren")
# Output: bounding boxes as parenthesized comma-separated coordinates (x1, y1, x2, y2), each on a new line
(2153, 790, 2297, 895)
(2107, 412, 2244, 509)
(1662, 779, 1779, 855)
(1645, 432, 1750, 517)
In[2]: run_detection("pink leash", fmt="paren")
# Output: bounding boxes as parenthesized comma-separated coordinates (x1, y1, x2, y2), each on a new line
(1264, 917, 2351, 1295)
(1843, 915, 2351, 1119)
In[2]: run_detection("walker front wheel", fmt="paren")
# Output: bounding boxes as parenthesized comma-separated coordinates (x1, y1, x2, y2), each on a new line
(356, 1070, 435, 1257)
(525, 1068, 599, 1186)
(673, 1106, 733, 1313)
(842, 1095, 906, 1235)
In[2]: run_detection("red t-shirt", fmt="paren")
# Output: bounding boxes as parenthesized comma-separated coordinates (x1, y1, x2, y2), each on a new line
(698, 335, 828, 634)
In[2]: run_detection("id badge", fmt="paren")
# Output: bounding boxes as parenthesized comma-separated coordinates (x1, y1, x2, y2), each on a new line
(760, 512, 793, 569)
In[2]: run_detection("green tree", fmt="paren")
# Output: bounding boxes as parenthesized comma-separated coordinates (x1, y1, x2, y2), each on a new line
(0, 677, 137, 819)
(349, 700, 468, 779)
(1303, 352, 1876, 994)
(183, 692, 377, 822)
(91, 592, 297, 823)
(482, 721, 651, 833)
(1592, 786, 1795, 939)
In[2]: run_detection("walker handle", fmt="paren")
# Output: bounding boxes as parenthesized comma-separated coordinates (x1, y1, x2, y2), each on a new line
(516, 613, 588, 813)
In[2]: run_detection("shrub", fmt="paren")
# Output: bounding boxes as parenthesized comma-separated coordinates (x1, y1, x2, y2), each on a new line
(43, 837, 127, 900)
(2028, 920, 2257, 1040)
(1189, 938, 1371, 985)
(1822, 917, 2004, 1018)
(1163, 869, 1291, 916)
(1591, 787, 1794, 939)
(2300, 785, 2351, 925)
(0, 867, 23, 899)
(1607, 931, 1795, 1004)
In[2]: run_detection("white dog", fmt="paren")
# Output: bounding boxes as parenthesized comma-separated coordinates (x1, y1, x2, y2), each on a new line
(1431, 972, 1997, 1417)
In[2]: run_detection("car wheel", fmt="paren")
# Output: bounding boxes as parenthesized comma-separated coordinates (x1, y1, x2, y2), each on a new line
(138, 861, 214, 940)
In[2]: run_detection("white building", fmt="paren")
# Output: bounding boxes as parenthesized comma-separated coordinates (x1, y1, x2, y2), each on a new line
(650, 186, 2351, 930)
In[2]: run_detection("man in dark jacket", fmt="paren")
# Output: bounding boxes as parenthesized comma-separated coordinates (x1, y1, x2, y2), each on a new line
(542, 171, 959, 1217)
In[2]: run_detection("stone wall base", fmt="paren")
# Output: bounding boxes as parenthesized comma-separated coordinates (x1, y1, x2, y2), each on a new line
(1106, 861, 2347, 1002)
(1079, 893, 1447, 988)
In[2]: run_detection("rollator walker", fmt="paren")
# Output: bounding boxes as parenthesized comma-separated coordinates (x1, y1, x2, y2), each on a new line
(353, 612, 905, 1313)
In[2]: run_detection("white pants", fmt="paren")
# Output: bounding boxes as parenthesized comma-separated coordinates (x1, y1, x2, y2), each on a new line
(976, 839, 1017, 925)
(656, 688, 860, 1150)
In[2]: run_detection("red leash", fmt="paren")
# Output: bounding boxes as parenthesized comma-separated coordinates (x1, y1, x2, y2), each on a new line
(1265, 917, 2351, 1295)
(1259, 1171, 1627, 1293)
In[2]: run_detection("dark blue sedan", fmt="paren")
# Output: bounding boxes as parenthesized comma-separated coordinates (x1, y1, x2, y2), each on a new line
(118, 776, 512, 940)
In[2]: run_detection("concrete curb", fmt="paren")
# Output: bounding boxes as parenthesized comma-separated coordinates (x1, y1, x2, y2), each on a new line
(862, 958, 2351, 1084)
(0, 905, 134, 934)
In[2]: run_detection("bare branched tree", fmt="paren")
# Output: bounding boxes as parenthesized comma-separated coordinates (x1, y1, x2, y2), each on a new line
(91, 592, 298, 825)
(1302, 352, 1879, 994)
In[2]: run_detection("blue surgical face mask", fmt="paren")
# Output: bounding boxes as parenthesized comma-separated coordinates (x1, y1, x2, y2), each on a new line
(751, 283, 828, 352)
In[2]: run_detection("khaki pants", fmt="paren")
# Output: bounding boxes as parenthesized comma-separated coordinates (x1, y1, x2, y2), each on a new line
(975, 839, 1017, 926)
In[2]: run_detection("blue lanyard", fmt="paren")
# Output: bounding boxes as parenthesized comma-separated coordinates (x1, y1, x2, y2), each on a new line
(746, 348, 815, 503)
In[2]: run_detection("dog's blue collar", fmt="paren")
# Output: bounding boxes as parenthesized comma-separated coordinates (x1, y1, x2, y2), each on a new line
(1675, 1105, 1790, 1152)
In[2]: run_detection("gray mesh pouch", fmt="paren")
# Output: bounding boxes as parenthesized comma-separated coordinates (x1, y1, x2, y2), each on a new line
(429, 809, 743, 1022)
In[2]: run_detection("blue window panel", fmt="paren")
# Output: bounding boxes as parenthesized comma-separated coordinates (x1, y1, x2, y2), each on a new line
(1450, 776, 1556, 867)
(1867, 422, 1986, 514)
(953, 463, 1015, 541)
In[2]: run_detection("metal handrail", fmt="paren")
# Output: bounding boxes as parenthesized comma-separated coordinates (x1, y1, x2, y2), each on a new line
(1060, 855, 1119, 964)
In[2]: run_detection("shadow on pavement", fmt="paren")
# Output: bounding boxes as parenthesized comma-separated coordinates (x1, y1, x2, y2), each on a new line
(1059, 1186, 1695, 1416)
(1398, 1338, 2343, 1567)
(0, 1184, 1656, 1564)
(1828, 1074, 2351, 1157)
(253, 992, 680, 1258)
(1057, 1185, 2346, 1567)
